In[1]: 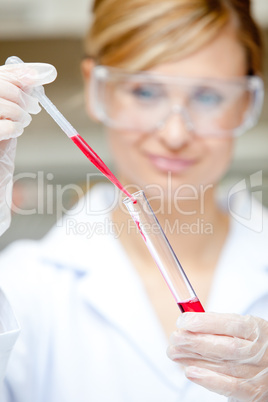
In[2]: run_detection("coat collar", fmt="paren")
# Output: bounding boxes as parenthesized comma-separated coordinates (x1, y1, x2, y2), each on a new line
(39, 183, 119, 272)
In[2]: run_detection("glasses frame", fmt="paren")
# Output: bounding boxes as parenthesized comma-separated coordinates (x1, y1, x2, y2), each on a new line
(90, 65, 264, 137)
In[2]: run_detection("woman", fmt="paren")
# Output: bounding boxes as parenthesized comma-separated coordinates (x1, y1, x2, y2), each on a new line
(0, 0, 267, 401)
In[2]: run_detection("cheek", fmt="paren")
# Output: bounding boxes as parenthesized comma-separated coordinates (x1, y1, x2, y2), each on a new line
(106, 130, 141, 173)
(202, 138, 234, 182)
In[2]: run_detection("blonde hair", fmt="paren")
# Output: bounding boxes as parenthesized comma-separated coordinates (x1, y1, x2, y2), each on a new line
(85, 0, 263, 74)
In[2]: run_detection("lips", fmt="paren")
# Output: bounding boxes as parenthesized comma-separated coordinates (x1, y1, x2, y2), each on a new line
(147, 153, 196, 173)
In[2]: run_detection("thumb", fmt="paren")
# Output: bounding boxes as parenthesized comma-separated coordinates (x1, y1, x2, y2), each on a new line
(0, 62, 57, 88)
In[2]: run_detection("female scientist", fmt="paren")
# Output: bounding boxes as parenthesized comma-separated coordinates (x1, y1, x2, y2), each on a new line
(0, 0, 268, 400)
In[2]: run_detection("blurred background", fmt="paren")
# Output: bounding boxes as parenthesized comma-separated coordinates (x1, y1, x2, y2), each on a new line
(0, 0, 267, 250)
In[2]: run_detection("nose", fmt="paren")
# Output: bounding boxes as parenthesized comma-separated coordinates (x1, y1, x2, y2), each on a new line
(156, 105, 194, 150)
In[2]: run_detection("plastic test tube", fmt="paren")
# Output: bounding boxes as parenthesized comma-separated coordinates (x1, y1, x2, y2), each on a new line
(123, 191, 205, 313)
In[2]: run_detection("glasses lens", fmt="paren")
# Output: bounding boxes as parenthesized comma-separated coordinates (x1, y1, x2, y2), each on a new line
(95, 73, 171, 132)
(187, 81, 254, 136)
(92, 67, 263, 137)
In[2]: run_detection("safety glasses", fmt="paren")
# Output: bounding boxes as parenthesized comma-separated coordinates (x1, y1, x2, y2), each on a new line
(90, 65, 264, 137)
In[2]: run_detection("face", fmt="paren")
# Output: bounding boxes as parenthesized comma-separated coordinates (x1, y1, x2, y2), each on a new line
(86, 25, 247, 200)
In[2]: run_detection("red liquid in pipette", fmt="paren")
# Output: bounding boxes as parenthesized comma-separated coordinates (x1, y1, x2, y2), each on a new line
(178, 297, 205, 313)
(71, 134, 135, 202)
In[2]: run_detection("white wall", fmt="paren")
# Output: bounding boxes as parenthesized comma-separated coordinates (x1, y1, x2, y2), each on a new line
(0, 0, 91, 38)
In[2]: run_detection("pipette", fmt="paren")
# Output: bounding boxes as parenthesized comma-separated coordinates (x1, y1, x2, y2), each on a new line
(5, 56, 135, 201)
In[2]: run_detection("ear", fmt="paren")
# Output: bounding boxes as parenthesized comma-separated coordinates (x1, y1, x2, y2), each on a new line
(81, 58, 99, 121)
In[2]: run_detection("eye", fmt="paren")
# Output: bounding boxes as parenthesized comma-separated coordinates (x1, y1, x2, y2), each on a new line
(192, 87, 224, 107)
(130, 84, 165, 102)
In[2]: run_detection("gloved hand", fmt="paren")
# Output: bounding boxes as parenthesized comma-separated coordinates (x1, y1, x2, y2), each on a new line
(0, 62, 57, 140)
(167, 312, 268, 401)
(0, 61, 57, 236)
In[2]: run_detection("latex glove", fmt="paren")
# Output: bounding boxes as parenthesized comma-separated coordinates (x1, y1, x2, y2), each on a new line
(0, 62, 57, 140)
(167, 312, 268, 401)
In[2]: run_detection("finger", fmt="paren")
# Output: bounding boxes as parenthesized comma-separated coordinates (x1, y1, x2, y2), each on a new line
(184, 366, 259, 400)
(0, 99, 32, 128)
(0, 120, 24, 140)
(0, 80, 41, 114)
(0, 63, 57, 88)
(168, 353, 260, 379)
(177, 312, 258, 340)
(169, 329, 253, 360)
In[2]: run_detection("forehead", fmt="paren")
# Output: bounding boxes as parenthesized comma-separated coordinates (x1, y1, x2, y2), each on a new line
(149, 25, 247, 79)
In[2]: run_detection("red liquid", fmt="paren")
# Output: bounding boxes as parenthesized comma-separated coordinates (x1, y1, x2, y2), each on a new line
(178, 297, 205, 313)
(135, 220, 146, 242)
(71, 134, 135, 201)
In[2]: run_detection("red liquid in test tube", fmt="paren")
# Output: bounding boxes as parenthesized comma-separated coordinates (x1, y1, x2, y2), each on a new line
(178, 297, 205, 313)
(135, 219, 204, 313)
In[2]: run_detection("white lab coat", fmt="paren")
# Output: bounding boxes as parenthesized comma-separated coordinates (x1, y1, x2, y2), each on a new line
(0, 183, 267, 402)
